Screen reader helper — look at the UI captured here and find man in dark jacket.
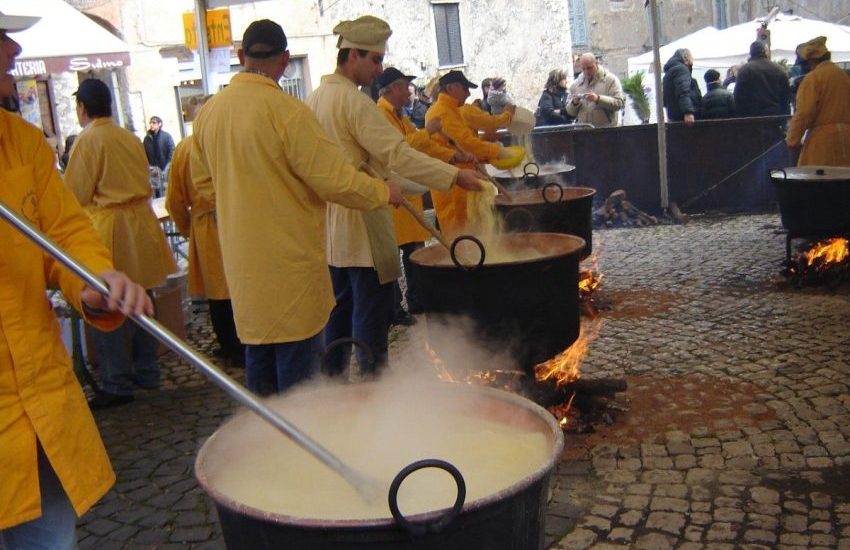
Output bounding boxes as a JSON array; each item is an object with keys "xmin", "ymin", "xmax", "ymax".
[
  {"xmin": 699, "ymin": 69, "xmax": 735, "ymax": 119},
  {"xmin": 734, "ymin": 41, "xmax": 791, "ymax": 117},
  {"xmin": 143, "ymin": 116, "xmax": 175, "ymax": 171},
  {"xmin": 662, "ymin": 49, "xmax": 701, "ymax": 126}
]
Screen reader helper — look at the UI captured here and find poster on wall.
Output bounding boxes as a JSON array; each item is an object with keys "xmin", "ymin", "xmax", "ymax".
[{"xmin": 16, "ymin": 79, "xmax": 42, "ymax": 129}]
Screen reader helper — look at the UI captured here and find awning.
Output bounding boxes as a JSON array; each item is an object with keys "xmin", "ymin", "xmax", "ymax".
[{"xmin": 1, "ymin": 0, "xmax": 131, "ymax": 77}]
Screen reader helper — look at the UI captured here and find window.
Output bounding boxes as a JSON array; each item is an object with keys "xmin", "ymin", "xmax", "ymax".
[
  {"xmin": 569, "ymin": 0, "xmax": 588, "ymax": 48},
  {"xmin": 279, "ymin": 57, "xmax": 306, "ymax": 100},
  {"xmin": 713, "ymin": 0, "xmax": 728, "ymax": 29},
  {"xmin": 432, "ymin": 2, "xmax": 464, "ymax": 67},
  {"xmin": 644, "ymin": 1, "xmax": 667, "ymax": 45}
]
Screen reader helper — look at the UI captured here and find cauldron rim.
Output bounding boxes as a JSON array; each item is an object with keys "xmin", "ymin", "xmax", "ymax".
[
  {"xmin": 410, "ymin": 232, "xmax": 585, "ymax": 269},
  {"xmin": 770, "ymin": 166, "xmax": 850, "ymax": 182},
  {"xmin": 194, "ymin": 383, "xmax": 564, "ymax": 530},
  {"xmin": 495, "ymin": 186, "xmax": 596, "ymax": 206}
]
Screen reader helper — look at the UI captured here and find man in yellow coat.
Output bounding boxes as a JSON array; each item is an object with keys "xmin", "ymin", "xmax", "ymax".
[
  {"xmin": 64, "ymin": 78, "xmax": 177, "ymax": 408},
  {"xmin": 192, "ymin": 20, "xmax": 401, "ymax": 396},
  {"xmin": 427, "ymin": 70, "xmax": 514, "ymax": 235},
  {"xmin": 375, "ymin": 67, "xmax": 472, "ymax": 322},
  {"xmin": 0, "ymin": 12, "xmax": 153, "ymax": 545},
  {"xmin": 167, "ymin": 135, "xmax": 243, "ymax": 365},
  {"xmin": 786, "ymin": 36, "xmax": 850, "ymax": 167},
  {"xmin": 306, "ymin": 16, "xmax": 483, "ymax": 376}
]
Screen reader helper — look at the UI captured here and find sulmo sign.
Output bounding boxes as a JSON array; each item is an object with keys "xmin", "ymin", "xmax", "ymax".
[{"xmin": 12, "ymin": 53, "xmax": 131, "ymax": 77}]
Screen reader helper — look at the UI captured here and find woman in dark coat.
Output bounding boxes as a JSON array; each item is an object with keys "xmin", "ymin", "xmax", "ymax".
[{"xmin": 536, "ymin": 69, "xmax": 574, "ymax": 126}]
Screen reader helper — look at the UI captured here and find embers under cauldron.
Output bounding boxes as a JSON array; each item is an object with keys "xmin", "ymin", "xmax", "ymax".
[
  {"xmin": 495, "ymin": 183, "xmax": 596, "ymax": 258},
  {"xmin": 770, "ymin": 166, "xmax": 850, "ymax": 263},
  {"xmin": 410, "ymin": 233, "xmax": 585, "ymax": 376}
]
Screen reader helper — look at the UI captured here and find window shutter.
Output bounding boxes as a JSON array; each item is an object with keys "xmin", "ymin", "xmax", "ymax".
[
  {"xmin": 433, "ymin": 3, "xmax": 464, "ymax": 66},
  {"xmin": 569, "ymin": 0, "xmax": 588, "ymax": 48}
]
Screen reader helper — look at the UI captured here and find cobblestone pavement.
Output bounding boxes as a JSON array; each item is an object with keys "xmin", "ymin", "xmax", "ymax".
[{"xmin": 71, "ymin": 213, "xmax": 849, "ymax": 549}]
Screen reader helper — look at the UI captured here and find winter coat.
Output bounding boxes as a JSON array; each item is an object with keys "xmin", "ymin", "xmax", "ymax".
[
  {"xmin": 734, "ymin": 57, "xmax": 791, "ymax": 117},
  {"xmin": 786, "ymin": 60, "xmax": 850, "ymax": 167},
  {"xmin": 662, "ymin": 51, "xmax": 702, "ymax": 121},
  {"xmin": 565, "ymin": 66, "xmax": 625, "ymax": 127},
  {"xmin": 699, "ymin": 82, "xmax": 736, "ymax": 119},
  {"xmin": 143, "ymin": 129, "xmax": 175, "ymax": 171},
  {"xmin": 536, "ymin": 87, "xmax": 574, "ymax": 126}
]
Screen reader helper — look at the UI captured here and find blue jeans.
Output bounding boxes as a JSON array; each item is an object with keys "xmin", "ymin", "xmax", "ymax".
[
  {"xmin": 323, "ymin": 266, "xmax": 393, "ymax": 377},
  {"xmin": 0, "ymin": 445, "xmax": 78, "ymax": 550},
  {"xmin": 92, "ymin": 318, "xmax": 159, "ymax": 395},
  {"xmin": 245, "ymin": 333, "xmax": 322, "ymax": 396}
]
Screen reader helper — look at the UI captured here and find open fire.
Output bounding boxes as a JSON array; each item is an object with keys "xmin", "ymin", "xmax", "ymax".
[{"xmin": 783, "ymin": 237, "xmax": 850, "ymax": 286}]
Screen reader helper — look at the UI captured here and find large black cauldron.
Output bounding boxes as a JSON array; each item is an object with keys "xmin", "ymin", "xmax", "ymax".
[
  {"xmin": 410, "ymin": 233, "xmax": 585, "ymax": 373},
  {"xmin": 770, "ymin": 166, "xmax": 850, "ymax": 261},
  {"xmin": 495, "ymin": 184, "xmax": 596, "ymax": 259},
  {"xmin": 195, "ymin": 384, "xmax": 564, "ymax": 550}
]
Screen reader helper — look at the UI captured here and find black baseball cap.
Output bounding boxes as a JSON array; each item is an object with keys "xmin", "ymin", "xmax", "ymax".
[
  {"xmin": 438, "ymin": 70, "xmax": 478, "ymax": 89},
  {"xmin": 242, "ymin": 19, "xmax": 287, "ymax": 58},
  {"xmin": 376, "ymin": 67, "xmax": 415, "ymax": 89},
  {"xmin": 72, "ymin": 78, "xmax": 112, "ymax": 108}
]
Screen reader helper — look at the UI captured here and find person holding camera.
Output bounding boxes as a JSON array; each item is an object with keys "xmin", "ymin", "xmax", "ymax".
[{"xmin": 566, "ymin": 53, "xmax": 625, "ymax": 128}]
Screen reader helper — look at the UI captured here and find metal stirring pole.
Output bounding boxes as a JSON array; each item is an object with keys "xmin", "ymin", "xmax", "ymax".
[{"xmin": 0, "ymin": 198, "xmax": 382, "ymax": 503}]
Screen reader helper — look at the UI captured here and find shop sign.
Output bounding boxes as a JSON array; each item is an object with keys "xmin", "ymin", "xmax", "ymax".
[
  {"xmin": 183, "ymin": 8, "xmax": 232, "ymax": 50},
  {"xmin": 12, "ymin": 53, "xmax": 131, "ymax": 77}
]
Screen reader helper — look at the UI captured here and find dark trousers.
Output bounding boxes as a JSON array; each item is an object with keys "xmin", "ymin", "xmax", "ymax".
[
  {"xmin": 399, "ymin": 242, "xmax": 424, "ymax": 314},
  {"xmin": 245, "ymin": 333, "xmax": 322, "ymax": 396},
  {"xmin": 323, "ymin": 266, "xmax": 393, "ymax": 377},
  {"xmin": 208, "ymin": 299, "xmax": 243, "ymax": 359}
]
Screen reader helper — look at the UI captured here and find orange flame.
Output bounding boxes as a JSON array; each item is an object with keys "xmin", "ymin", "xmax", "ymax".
[
  {"xmin": 578, "ymin": 270, "xmax": 603, "ymax": 293},
  {"xmin": 534, "ymin": 320, "xmax": 603, "ymax": 387},
  {"xmin": 804, "ymin": 238, "xmax": 849, "ymax": 268}
]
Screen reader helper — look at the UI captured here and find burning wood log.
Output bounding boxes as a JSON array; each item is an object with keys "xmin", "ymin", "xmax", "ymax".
[
  {"xmin": 593, "ymin": 189, "xmax": 659, "ymax": 228},
  {"xmin": 524, "ymin": 377, "xmax": 628, "ymax": 409}
]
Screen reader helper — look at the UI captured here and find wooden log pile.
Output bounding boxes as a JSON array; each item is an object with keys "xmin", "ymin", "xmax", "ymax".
[{"xmin": 593, "ymin": 190, "xmax": 689, "ymax": 227}]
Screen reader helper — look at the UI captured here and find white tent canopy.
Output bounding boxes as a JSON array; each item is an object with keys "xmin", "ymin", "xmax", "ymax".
[
  {"xmin": 3, "ymin": 0, "xmax": 131, "ymax": 78},
  {"xmin": 624, "ymin": 14, "xmax": 850, "ymax": 124},
  {"xmin": 629, "ymin": 14, "xmax": 850, "ymax": 75}
]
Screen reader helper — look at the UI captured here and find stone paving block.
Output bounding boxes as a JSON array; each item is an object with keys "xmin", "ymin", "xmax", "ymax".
[
  {"xmin": 618, "ymin": 510, "xmax": 643, "ymax": 527},
  {"xmin": 810, "ymin": 492, "xmax": 833, "ymax": 508},
  {"xmin": 783, "ymin": 514, "xmax": 808, "ymax": 532},
  {"xmin": 607, "ymin": 527, "xmax": 633, "ymax": 543},
  {"xmin": 692, "ymin": 438, "xmax": 721, "ymax": 448},
  {"xmin": 706, "ymin": 522, "xmax": 738, "ymax": 542},
  {"xmin": 634, "ymin": 532, "xmax": 675, "ymax": 549},
  {"xmin": 559, "ymin": 527, "xmax": 598, "ymax": 549},
  {"xmin": 749, "ymin": 486, "xmax": 780, "ymax": 504},
  {"xmin": 779, "ymin": 453, "xmax": 807, "ymax": 468},
  {"xmin": 744, "ymin": 529, "xmax": 777, "ymax": 544},
  {"xmin": 580, "ymin": 515, "xmax": 611, "ymax": 533},
  {"xmin": 626, "ymin": 483, "xmax": 652, "ymax": 495},
  {"xmin": 780, "ymin": 533, "xmax": 812, "ymax": 545},
  {"xmin": 169, "ymin": 526, "xmax": 213, "ymax": 543},
  {"xmin": 650, "ymin": 497, "xmax": 689, "ymax": 513},
  {"xmin": 84, "ymin": 518, "xmax": 122, "ymax": 537},
  {"xmin": 645, "ymin": 511, "xmax": 686, "ymax": 535},
  {"xmin": 684, "ymin": 524, "xmax": 704, "ymax": 542},
  {"xmin": 623, "ymin": 495, "xmax": 650, "ymax": 510}
]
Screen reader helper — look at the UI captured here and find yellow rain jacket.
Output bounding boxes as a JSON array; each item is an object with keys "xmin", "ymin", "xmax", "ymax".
[
  {"xmin": 64, "ymin": 117, "xmax": 176, "ymax": 289},
  {"xmin": 426, "ymin": 94, "xmax": 501, "ymax": 236},
  {"xmin": 191, "ymin": 72, "xmax": 390, "ymax": 344},
  {"xmin": 786, "ymin": 61, "xmax": 850, "ymax": 167},
  {"xmin": 376, "ymin": 97, "xmax": 455, "ymax": 246},
  {"xmin": 166, "ymin": 137, "xmax": 228, "ymax": 299},
  {"xmin": 0, "ymin": 110, "xmax": 120, "ymax": 529},
  {"xmin": 460, "ymin": 103, "xmax": 513, "ymax": 134},
  {"xmin": 306, "ymin": 73, "xmax": 458, "ymax": 284}
]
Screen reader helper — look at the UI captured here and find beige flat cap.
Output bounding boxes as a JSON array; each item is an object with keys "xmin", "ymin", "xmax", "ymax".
[
  {"xmin": 796, "ymin": 36, "xmax": 828, "ymax": 61},
  {"xmin": 334, "ymin": 15, "xmax": 392, "ymax": 54}
]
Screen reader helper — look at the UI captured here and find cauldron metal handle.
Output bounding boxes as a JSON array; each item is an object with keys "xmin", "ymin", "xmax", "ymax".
[
  {"xmin": 523, "ymin": 162, "xmax": 540, "ymax": 177},
  {"xmin": 388, "ymin": 459, "xmax": 466, "ymax": 537},
  {"xmin": 542, "ymin": 182, "xmax": 565, "ymax": 203},
  {"xmin": 450, "ymin": 235, "xmax": 486, "ymax": 271},
  {"xmin": 319, "ymin": 337, "xmax": 375, "ymax": 375},
  {"xmin": 504, "ymin": 207, "xmax": 535, "ymax": 232},
  {"xmin": 769, "ymin": 168, "xmax": 787, "ymax": 181}
]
